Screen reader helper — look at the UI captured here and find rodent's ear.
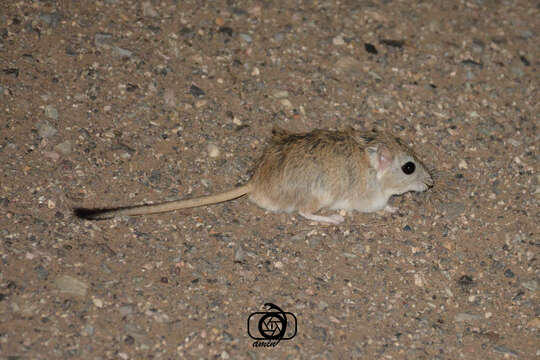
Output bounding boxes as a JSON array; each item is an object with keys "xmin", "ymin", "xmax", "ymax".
[
  {"xmin": 348, "ymin": 129, "xmax": 377, "ymax": 146},
  {"xmin": 366, "ymin": 144, "xmax": 393, "ymax": 172}
]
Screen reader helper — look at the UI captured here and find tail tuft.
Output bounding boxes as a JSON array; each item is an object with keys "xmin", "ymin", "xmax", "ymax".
[{"xmin": 74, "ymin": 207, "xmax": 113, "ymax": 220}]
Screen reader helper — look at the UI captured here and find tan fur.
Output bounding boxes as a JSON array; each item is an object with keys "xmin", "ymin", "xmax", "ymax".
[{"xmin": 249, "ymin": 128, "xmax": 369, "ymax": 214}]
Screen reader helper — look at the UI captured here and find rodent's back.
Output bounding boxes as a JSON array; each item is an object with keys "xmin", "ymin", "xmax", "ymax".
[{"xmin": 248, "ymin": 129, "xmax": 369, "ymax": 213}]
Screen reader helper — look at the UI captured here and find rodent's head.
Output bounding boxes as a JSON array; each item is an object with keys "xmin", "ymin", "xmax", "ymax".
[{"xmin": 366, "ymin": 137, "xmax": 433, "ymax": 196}]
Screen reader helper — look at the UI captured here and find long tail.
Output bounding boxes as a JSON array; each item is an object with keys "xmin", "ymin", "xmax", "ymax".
[{"xmin": 74, "ymin": 183, "xmax": 252, "ymax": 220}]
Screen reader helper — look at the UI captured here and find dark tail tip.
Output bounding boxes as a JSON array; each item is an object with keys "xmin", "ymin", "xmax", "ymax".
[{"xmin": 73, "ymin": 207, "xmax": 111, "ymax": 220}]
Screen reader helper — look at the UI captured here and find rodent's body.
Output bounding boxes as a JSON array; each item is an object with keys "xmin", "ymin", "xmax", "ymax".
[
  {"xmin": 250, "ymin": 129, "xmax": 388, "ymax": 214},
  {"xmin": 75, "ymin": 128, "xmax": 433, "ymax": 224}
]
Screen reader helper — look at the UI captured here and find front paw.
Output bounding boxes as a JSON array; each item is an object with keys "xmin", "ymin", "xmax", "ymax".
[{"xmin": 384, "ymin": 205, "xmax": 398, "ymax": 213}]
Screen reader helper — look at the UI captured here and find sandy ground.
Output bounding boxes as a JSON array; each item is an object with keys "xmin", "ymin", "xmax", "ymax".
[{"xmin": 1, "ymin": 0, "xmax": 538, "ymax": 358}]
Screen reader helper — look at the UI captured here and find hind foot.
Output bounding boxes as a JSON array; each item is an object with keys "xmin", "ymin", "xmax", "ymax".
[{"xmin": 299, "ymin": 212, "xmax": 344, "ymax": 224}]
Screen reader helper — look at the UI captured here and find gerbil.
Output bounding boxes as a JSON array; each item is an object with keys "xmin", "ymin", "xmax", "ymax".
[{"xmin": 74, "ymin": 128, "xmax": 433, "ymax": 224}]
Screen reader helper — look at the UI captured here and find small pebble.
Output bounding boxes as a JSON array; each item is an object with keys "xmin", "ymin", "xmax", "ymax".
[
  {"xmin": 519, "ymin": 30, "xmax": 533, "ymax": 39},
  {"xmin": 334, "ymin": 56, "xmax": 361, "ymax": 74},
  {"xmin": 454, "ymin": 312, "xmax": 481, "ymax": 322},
  {"xmin": 35, "ymin": 265, "xmax": 49, "ymax": 280},
  {"xmin": 507, "ymin": 138, "xmax": 521, "ymax": 147},
  {"xmin": 519, "ymin": 55, "xmax": 530, "ymax": 66},
  {"xmin": 332, "ymin": 34, "xmax": 345, "ymax": 46},
  {"xmin": 522, "ymin": 280, "xmax": 537, "ymax": 292},
  {"xmin": 82, "ymin": 324, "xmax": 95, "ymax": 336},
  {"xmin": 442, "ymin": 202, "xmax": 465, "ymax": 220},
  {"xmin": 92, "ymin": 297, "xmax": 104, "ymax": 308},
  {"xmin": 44, "ymin": 105, "xmax": 58, "ymax": 120},
  {"xmin": 190, "ymin": 84, "xmax": 205, "ymax": 97},
  {"xmin": 54, "ymin": 275, "xmax": 89, "ymax": 297},
  {"xmin": 504, "ymin": 269, "xmax": 514, "ymax": 278},
  {"xmin": 273, "ymin": 32, "xmax": 284, "ymax": 42},
  {"xmin": 280, "ymin": 99, "xmax": 293, "ymax": 109},
  {"xmin": 239, "ymin": 33, "xmax": 252, "ymax": 43},
  {"xmin": 368, "ymin": 71, "xmax": 382, "ymax": 81},
  {"xmin": 458, "ymin": 275, "xmax": 474, "ymax": 288},
  {"xmin": 124, "ymin": 335, "xmax": 135, "ymax": 345},
  {"xmin": 527, "ymin": 317, "xmax": 540, "ymax": 328},
  {"xmin": 149, "ymin": 170, "xmax": 161, "ymax": 184},
  {"xmin": 492, "ymin": 345, "xmax": 518, "ymax": 357},
  {"xmin": 195, "ymin": 100, "xmax": 207, "ymax": 108},
  {"xmin": 222, "ymin": 331, "xmax": 234, "ymax": 343},
  {"xmin": 39, "ymin": 12, "xmax": 61, "ymax": 27},
  {"xmin": 163, "ymin": 88, "xmax": 176, "ymax": 107},
  {"xmin": 380, "ymin": 39, "xmax": 405, "ymax": 48},
  {"xmin": 112, "ymin": 46, "xmax": 133, "ymax": 58},
  {"xmin": 37, "ymin": 121, "xmax": 57, "ymax": 138},
  {"xmin": 510, "ymin": 66, "xmax": 523, "ymax": 78},
  {"xmin": 142, "ymin": 1, "xmax": 159, "ymax": 17},
  {"xmin": 42, "ymin": 151, "xmax": 60, "ymax": 161},
  {"xmin": 47, "ymin": 199, "xmax": 55, "ymax": 209},
  {"xmin": 54, "ymin": 140, "xmax": 72, "ymax": 155},
  {"xmin": 364, "ymin": 43, "xmax": 378, "ymax": 54},
  {"xmin": 248, "ymin": 5, "xmax": 262, "ymax": 17},
  {"xmin": 218, "ymin": 26, "xmax": 233, "ymax": 37},
  {"xmin": 94, "ymin": 32, "xmax": 113, "ymax": 48},
  {"xmin": 206, "ymin": 144, "xmax": 220, "ymax": 158},
  {"xmin": 461, "ymin": 59, "xmax": 483, "ymax": 68},
  {"xmin": 119, "ymin": 304, "xmax": 135, "ymax": 316},
  {"xmin": 318, "ymin": 301, "xmax": 329, "ymax": 310},
  {"xmin": 126, "ymin": 83, "xmax": 138, "ymax": 92},
  {"xmin": 207, "ymin": 143, "xmax": 220, "ymax": 158},
  {"xmin": 215, "ymin": 17, "xmax": 225, "ymax": 27},
  {"xmin": 272, "ymin": 90, "xmax": 289, "ymax": 98},
  {"xmin": 234, "ymin": 247, "xmax": 245, "ymax": 262}
]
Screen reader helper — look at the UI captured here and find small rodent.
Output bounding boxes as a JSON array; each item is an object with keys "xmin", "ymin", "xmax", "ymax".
[{"xmin": 74, "ymin": 127, "xmax": 433, "ymax": 224}]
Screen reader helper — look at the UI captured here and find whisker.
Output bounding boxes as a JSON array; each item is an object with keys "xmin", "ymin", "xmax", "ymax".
[{"xmin": 423, "ymin": 168, "xmax": 460, "ymax": 204}]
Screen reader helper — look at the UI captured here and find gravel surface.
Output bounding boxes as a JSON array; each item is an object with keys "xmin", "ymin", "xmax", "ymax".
[{"xmin": 1, "ymin": 0, "xmax": 538, "ymax": 359}]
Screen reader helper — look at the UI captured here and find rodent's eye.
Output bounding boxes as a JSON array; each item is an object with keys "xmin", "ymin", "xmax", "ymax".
[{"xmin": 401, "ymin": 161, "xmax": 416, "ymax": 175}]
